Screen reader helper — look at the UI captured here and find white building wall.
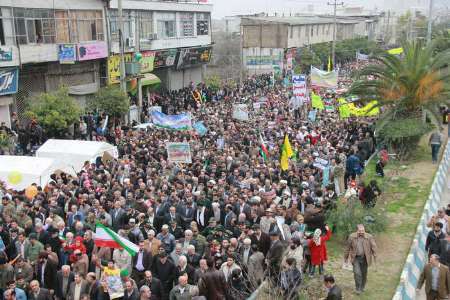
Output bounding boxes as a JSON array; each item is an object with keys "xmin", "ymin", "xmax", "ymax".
[
  {"xmin": 0, "ymin": 0, "xmax": 104, "ymax": 10},
  {"xmin": 287, "ymin": 23, "xmax": 334, "ymax": 48}
]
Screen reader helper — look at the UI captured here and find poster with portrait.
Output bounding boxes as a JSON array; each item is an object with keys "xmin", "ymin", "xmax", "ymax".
[
  {"xmin": 232, "ymin": 104, "xmax": 249, "ymax": 121},
  {"xmin": 166, "ymin": 143, "xmax": 192, "ymax": 163}
]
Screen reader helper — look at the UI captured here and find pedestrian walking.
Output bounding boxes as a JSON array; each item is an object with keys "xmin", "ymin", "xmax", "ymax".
[
  {"xmin": 429, "ymin": 130, "xmax": 443, "ymax": 164},
  {"xmin": 417, "ymin": 254, "xmax": 450, "ymax": 300},
  {"xmin": 344, "ymin": 224, "xmax": 377, "ymax": 294}
]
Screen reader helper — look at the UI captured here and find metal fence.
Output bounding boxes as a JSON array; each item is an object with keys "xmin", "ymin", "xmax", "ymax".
[{"xmin": 392, "ymin": 141, "xmax": 450, "ymax": 300}]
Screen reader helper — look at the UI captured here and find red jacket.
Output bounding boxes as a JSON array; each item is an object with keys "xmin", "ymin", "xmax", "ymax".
[{"xmin": 308, "ymin": 227, "xmax": 332, "ymax": 265}]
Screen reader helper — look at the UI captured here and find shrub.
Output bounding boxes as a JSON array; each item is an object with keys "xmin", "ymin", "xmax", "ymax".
[{"xmin": 326, "ymin": 197, "xmax": 388, "ymax": 240}]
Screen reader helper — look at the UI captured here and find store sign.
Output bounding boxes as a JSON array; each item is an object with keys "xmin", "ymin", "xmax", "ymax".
[
  {"xmin": 0, "ymin": 47, "xmax": 12, "ymax": 61},
  {"xmin": 176, "ymin": 47, "xmax": 212, "ymax": 69},
  {"xmin": 154, "ymin": 49, "xmax": 178, "ymax": 68},
  {"xmin": 77, "ymin": 41, "xmax": 107, "ymax": 61},
  {"xmin": 58, "ymin": 44, "xmax": 76, "ymax": 64},
  {"xmin": 0, "ymin": 68, "xmax": 19, "ymax": 96},
  {"xmin": 140, "ymin": 51, "xmax": 155, "ymax": 73},
  {"xmin": 107, "ymin": 51, "xmax": 155, "ymax": 84}
]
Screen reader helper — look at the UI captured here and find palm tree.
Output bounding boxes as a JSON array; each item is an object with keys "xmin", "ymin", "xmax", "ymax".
[{"xmin": 349, "ymin": 41, "xmax": 450, "ymax": 158}]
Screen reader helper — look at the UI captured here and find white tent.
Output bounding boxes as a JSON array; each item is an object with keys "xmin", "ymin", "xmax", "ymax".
[
  {"xmin": 0, "ymin": 156, "xmax": 55, "ymax": 190},
  {"xmin": 36, "ymin": 139, "xmax": 118, "ymax": 175}
]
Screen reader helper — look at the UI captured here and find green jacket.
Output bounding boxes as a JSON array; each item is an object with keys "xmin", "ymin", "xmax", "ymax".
[{"xmin": 24, "ymin": 240, "xmax": 44, "ymax": 262}]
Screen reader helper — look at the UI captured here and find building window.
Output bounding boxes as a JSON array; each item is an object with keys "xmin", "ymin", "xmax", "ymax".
[
  {"xmin": 13, "ymin": 8, "xmax": 55, "ymax": 44},
  {"xmin": 289, "ymin": 26, "xmax": 293, "ymax": 38},
  {"xmin": 70, "ymin": 10, "xmax": 103, "ymax": 43},
  {"xmin": 157, "ymin": 12, "xmax": 176, "ymax": 39},
  {"xmin": 311, "ymin": 26, "xmax": 314, "ymax": 37},
  {"xmin": 139, "ymin": 11, "xmax": 153, "ymax": 40},
  {"xmin": 0, "ymin": 8, "xmax": 14, "ymax": 45},
  {"xmin": 109, "ymin": 10, "xmax": 134, "ymax": 42},
  {"xmin": 180, "ymin": 13, "xmax": 194, "ymax": 37},
  {"xmin": 196, "ymin": 13, "xmax": 209, "ymax": 35}
]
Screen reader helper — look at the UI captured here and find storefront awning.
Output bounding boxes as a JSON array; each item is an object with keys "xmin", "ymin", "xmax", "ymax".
[{"xmin": 141, "ymin": 74, "xmax": 161, "ymax": 86}]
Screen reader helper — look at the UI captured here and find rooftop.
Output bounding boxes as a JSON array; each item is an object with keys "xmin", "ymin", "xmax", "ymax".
[{"xmin": 241, "ymin": 15, "xmax": 366, "ymax": 26}]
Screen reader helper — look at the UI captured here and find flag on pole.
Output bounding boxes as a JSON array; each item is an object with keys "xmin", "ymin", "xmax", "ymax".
[
  {"xmin": 94, "ymin": 223, "xmax": 139, "ymax": 256},
  {"xmin": 283, "ymin": 134, "xmax": 294, "ymax": 158},
  {"xmin": 259, "ymin": 134, "xmax": 269, "ymax": 162},
  {"xmin": 311, "ymin": 92, "xmax": 325, "ymax": 110},
  {"xmin": 280, "ymin": 144, "xmax": 289, "ymax": 171}
]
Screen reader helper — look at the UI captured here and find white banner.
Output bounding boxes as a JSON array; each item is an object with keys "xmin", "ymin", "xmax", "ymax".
[
  {"xmin": 310, "ymin": 66, "xmax": 338, "ymax": 88},
  {"xmin": 356, "ymin": 51, "xmax": 369, "ymax": 61},
  {"xmin": 232, "ymin": 104, "xmax": 249, "ymax": 121}
]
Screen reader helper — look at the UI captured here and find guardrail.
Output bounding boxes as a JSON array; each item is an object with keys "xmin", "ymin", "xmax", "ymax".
[{"xmin": 392, "ymin": 141, "xmax": 450, "ymax": 300}]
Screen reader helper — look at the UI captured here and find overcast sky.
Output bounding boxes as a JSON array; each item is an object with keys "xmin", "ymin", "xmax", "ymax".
[
  {"xmin": 209, "ymin": 0, "xmax": 447, "ymax": 19},
  {"xmin": 209, "ymin": 0, "xmax": 370, "ymax": 18}
]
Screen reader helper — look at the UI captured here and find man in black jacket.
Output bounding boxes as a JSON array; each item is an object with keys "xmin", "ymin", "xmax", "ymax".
[
  {"xmin": 266, "ymin": 231, "xmax": 285, "ymax": 285},
  {"xmin": 425, "ymin": 222, "xmax": 446, "ymax": 258},
  {"xmin": 324, "ymin": 275, "xmax": 342, "ymax": 300},
  {"xmin": 137, "ymin": 271, "xmax": 163, "ymax": 300},
  {"xmin": 152, "ymin": 252, "xmax": 176, "ymax": 299}
]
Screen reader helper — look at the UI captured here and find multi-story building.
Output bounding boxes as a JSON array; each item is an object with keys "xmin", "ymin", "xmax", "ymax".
[
  {"xmin": 241, "ymin": 14, "xmax": 382, "ymax": 74},
  {"xmin": 0, "ymin": 0, "xmax": 108, "ymax": 126},
  {"xmin": 106, "ymin": 0, "xmax": 212, "ymax": 103},
  {"xmin": 0, "ymin": 0, "xmax": 213, "ymax": 126}
]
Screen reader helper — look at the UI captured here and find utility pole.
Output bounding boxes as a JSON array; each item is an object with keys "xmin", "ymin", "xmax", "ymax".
[
  {"xmin": 426, "ymin": 0, "xmax": 434, "ymax": 44},
  {"xmin": 328, "ymin": 0, "xmax": 344, "ymax": 71},
  {"xmin": 118, "ymin": 0, "xmax": 126, "ymax": 93}
]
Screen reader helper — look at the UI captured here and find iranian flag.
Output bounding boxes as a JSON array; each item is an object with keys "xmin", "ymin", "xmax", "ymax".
[
  {"xmin": 94, "ymin": 223, "xmax": 139, "ymax": 256},
  {"xmin": 259, "ymin": 134, "xmax": 269, "ymax": 162}
]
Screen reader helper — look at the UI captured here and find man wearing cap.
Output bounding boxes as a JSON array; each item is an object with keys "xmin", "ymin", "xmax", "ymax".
[
  {"xmin": 128, "ymin": 218, "xmax": 144, "ymax": 245},
  {"xmin": 260, "ymin": 208, "xmax": 275, "ymax": 234}
]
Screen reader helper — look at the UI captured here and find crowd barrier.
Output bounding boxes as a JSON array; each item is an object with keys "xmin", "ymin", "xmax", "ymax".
[{"xmin": 392, "ymin": 141, "xmax": 450, "ymax": 300}]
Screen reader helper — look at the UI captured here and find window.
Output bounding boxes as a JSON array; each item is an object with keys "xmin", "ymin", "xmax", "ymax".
[
  {"xmin": 0, "ymin": 8, "xmax": 14, "ymax": 45},
  {"xmin": 311, "ymin": 26, "xmax": 314, "ymax": 37},
  {"xmin": 316, "ymin": 25, "xmax": 319, "ymax": 35},
  {"xmin": 13, "ymin": 8, "xmax": 55, "ymax": 44},
  {"xmin": 156, "ymin": 12, "xmax": 176, "ymax": 39},
  {"xmin": 289, "ymin": 26, "xmax": 293, "ymax": 38},
  {"xmin": 180, "ymin": 13, "xmax": 194, "ymax": 37},
  {"xmin": 109, "ymin": 10, "xmax": 133, "ymax": 42},
  {"xmin": 196, "ymin": 13, "xmax": 209, "ymax": 35},
  {"xmin": 139, "ymin": 11, "xmax": 153, "ymax": 40}
]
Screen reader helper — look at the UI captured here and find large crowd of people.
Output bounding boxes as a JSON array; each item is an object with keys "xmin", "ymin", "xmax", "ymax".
[{"xmin": 0, "ymin": 60, "xmax": 382, "ymax": 300}]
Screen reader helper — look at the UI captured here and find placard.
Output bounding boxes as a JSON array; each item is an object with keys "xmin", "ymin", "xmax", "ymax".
[
  {"xmin": 292, "ymin": 74, "xmax": 307, "ymax": 106},
  {"xmin": 193, "ymin": 121, "xmax": 208, "ymax": 136},
  {"xmin": 167, "ymin": 142, "xmax": 192, "ymax": 163},
  {"xmin": 232, "ymin": 104, "xmax": 249, "ymax": 121}
]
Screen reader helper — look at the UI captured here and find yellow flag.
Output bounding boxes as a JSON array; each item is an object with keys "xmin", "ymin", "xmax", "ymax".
[
  {"xmin": 283, "ymin": 134, "xmax": 293, "ymax": 158},
  {"xmin": 280, "ymin": 145, "xmax": 289, "ymax": 171}
]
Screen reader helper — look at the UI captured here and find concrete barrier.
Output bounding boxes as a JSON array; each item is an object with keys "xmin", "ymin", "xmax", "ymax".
[{"xmin": 392, "ymin": 141, "xmax": 450, "ymax": 300}]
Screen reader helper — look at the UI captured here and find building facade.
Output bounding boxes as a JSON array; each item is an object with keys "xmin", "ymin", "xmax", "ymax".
[
  {"xmin": 0, "ymin": 0, "xmax": 213, "ymax": 126},
  {"xmin": 0, "ymin": 0, "xmax": 108, "ymax": 126},
  {"xmin": 241, "ymin": 15, "xmax": 382, "ymax": 74}
]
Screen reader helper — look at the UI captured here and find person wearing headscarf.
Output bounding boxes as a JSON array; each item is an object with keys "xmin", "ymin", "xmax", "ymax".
[{"xmin": 307, "ymin": 225, "xmax": 331, "ymax": 277}]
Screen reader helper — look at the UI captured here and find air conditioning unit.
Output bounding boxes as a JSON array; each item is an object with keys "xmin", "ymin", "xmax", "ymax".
[
  {"xmin": 126, "ymin": 37, "xmax": 135, "ymax": 47},
  {"xmin": 148, "ymin": 33, "xmax": 158, "ymax": 40}
]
